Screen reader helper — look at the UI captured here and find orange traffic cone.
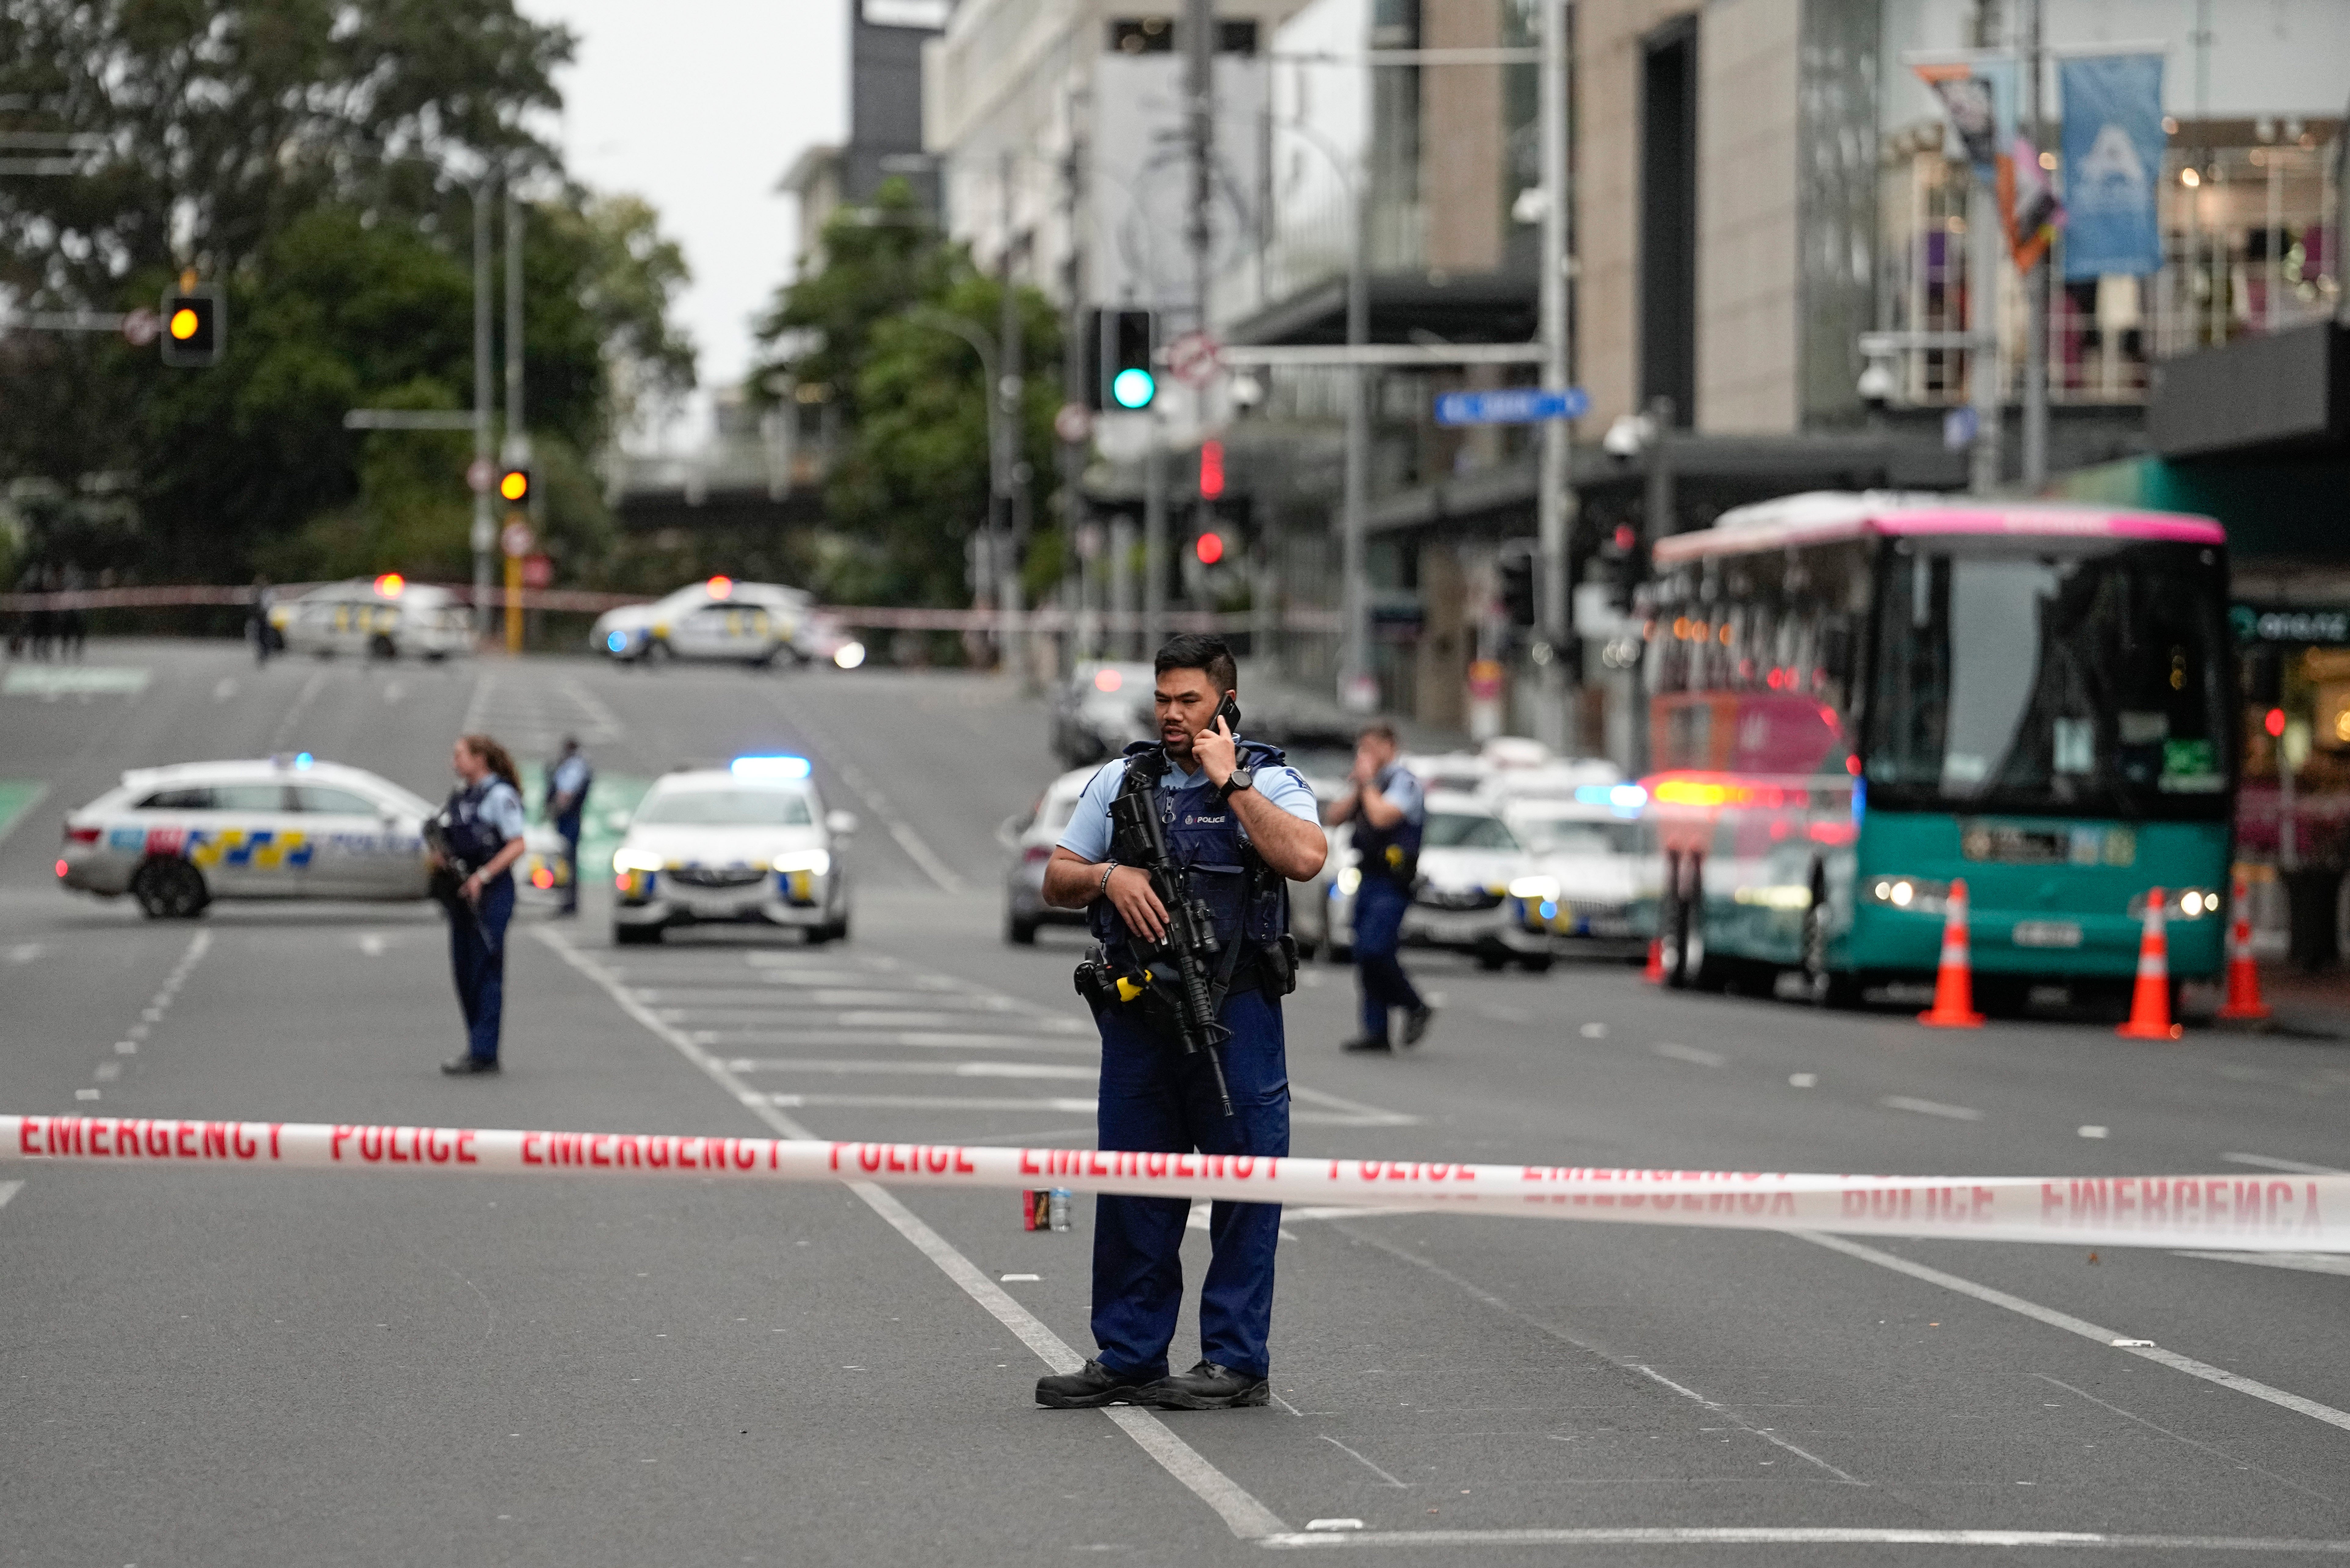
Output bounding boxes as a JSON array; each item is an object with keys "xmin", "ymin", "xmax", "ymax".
[
  {"xmin": 1642, "ymin": 937, "xmax": 1665, "ymax": 984},
  {"xmin": 1918, "ymin": 878, "xmax": 1985, "ymax": 1028},
  {"xmin": 2117, "ymin": 888, "xmax": 2184, "ymax": 1040},
  {"xmin": 2215, "ymin": 872, "xmax": 2270, "ymax": 1023}
]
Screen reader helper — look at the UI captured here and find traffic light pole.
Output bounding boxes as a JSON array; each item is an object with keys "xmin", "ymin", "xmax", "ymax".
[
  {"xmin": 471, "ymin": 177, "xmax": 495, "ymax": 650},
  {"xmin": 504, "ymin": 186, "xmax": 528, "ymax": 655}
]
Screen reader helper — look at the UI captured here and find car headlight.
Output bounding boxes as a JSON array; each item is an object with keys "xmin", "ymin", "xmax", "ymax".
[
  {"xmin": 2132, "ymin": 887, "xmax": 2218, "ymax": 920},
  {"xmin": 770, "ymin": 849, "xmax": 832, "ymax": 877},
  {"xmin": 1864, "ymin": 875, "xmax": 1950, "ymax": 914},
  {"xmin": 1508, "ymin": 875, "xmax": 1561, "ymax": 902},
  {"xmin": 612, "ymin": 848, "xmax": 665, "ymax": 874}
]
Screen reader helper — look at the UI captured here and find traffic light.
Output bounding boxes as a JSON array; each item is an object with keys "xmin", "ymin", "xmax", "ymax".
[
  {"xmin": 1498, "ymin": 545, "xmax": 1537, "ymax": 627},
  {"xmin": 1198, "ymin": 438, "xmax": 1225, "ymax": 499},
  {"xmin": 1088, "ymin": 308, "xmax": 1156, "ymax": 411},
  {"xmin": 159, "ymin": 284, "xmax": 223, "ymax": 367},
  {"xmin": 1193, "ymin": 529, "xmax": 1226, "ymax": 566},
  {"xmin": 496, "ymin": 465, "xmax": 532, "ymax": 506}
]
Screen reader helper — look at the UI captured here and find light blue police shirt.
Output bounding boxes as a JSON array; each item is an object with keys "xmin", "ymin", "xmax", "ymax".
[
  {"xmin": 475, "ymin": 779, "xmax": 528, "ymax": 842},
  {"xmin": 1056, "ymin": 750, "xmax": 1319, "ymax": 864}
]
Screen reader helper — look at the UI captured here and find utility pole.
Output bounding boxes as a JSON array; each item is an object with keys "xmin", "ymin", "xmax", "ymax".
[
  {"xmin": 471, "ymin": 177, "xmax": 495, "ymax": 648},
  {"xmin": 1337, "ymin": 139, "xmax": 1372, "ymax": 712},
  {"xmin": 998, "ymin": 152, "xmax": 1035, "ymax": 692},
  {"xmin": 1184, "ymin": 0, "xmax": 1214, "ymax": 336},
  {"xmin": 1060, "ymin": 86, "xmax": 1093, "ymax": 663},
  {"xmin": 2020, "ymin": 0, "xmax": 2049, "ymax": 488},
  {"xmin": 1143, "ymin": 429, "xmax": 1168, "ymax": 659},
  {"xmin": 1968, "ymin": 0, "xmax": 2004, "ymax": 495},
  {"xmin": 1534, "ymin": 0, "xmax": 1575, "ymax": 751}
]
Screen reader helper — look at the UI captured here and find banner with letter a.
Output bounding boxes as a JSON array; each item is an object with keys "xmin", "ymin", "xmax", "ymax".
[{"xmin": 2060, "ymin": 53, "xmax": 2166, "ymax": 279}]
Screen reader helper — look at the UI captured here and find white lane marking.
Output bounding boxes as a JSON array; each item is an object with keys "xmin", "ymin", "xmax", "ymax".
[
  {"xmin": 727, "ymin": 1059, "xmax": 1099, "ymax": 1081},
  {"xmin": 2031, "ymin": 1373, "xmax": 2335, "ymax": 1503},
  {"xmin": 1880, "ymin": 1095, "xmax": 1984, "ymax": 1122},
  {"xmin": 75, "ymin": 1089, "xmax": 99, "ymax": 1101},
  {"xmin": 1291, "ymin": 1085, "xmax": 1420, "ymax": 1127},
  {"xmin": 1578, "ymin": 1022, "xmax": 1607, "ymax": 1039},
  {"xmin": 2175, "ymin": 1251, "xmax": 2350, "ymax": 1278},
  {"xmin": 381, "ymin": 680, "xmax": 403, "ymax": 704},
  {"xmin": 460, "ymin": 671, "xmax": 496, "ymax": 735},
  {"xmin": 113, "ymin": 1042, "xmax": 135, "ymax": 1055},
  {"xmin": 1318, "ymin": 1434, "xmax": 1410, "ymax": 1489},
  {"xmin": 821, "ymin": 750, "xmax": 966, "ymax": 894},
  {"xmin": 1633, "ymin": 1364, "xmax": 1865, "ymax": 1485},
  {"xmin": 2077, "ymin": 1125, "xmax": 2109, "ymax": 1139},
  {"xmin": 1257, "ymin": 1528, "xmax": 2350, "ymax": 1550},
  {"xmin": 1337, "ymin": 1224, "xmax": 1863, "ymax": 1487},
  {"xmin": 1000, "ymin": 1273, "xmax": 1041, "ymax": 1283},
  {"xmin": 832, "ymin": 1009, "xmax": 1087, "ymax": 1030},
  {"xmin": 558, "ymin": 677, "xmax": 624, "ymax": 741},
  {"xmin": 0, "ymin": 784, "xmax": 50, "ymax": 851},
  {"xmin": 0, "ymin": 1180, "xmax": 21, "ymax": 1209},
  {"xmin": 7, "ymin": 943, "xmax": 41, "ymax": 964},
  {"xmin": 688, "ymin": 1029, "xmax": 1097, "ymax": 1055},
  {"xmin": 1795, "ymin": 1231, "xmax": 2350, "ymax": 1438},
  {"xmin": 758, "ymin": 1093, "xmax": 1102, "ymax": 1114},
  {"xmin": 212, "ymin": 677, "xmax": 237, "ymax": 702},
  {"xmin": 1788, "ymin": 1073, "xmax": 1818, "ymax": 1088},
  {"xmin": 1652, "ymin": 1042, "xmax": 1725, "ymax": 1067},
  {"xmin": 538, "ymin": 926, "xmax": 1286, "ymax": 1539},
  {"xmin": 1304, "ymin": 1519, "xmax": 1366, "ymax": 1531},
  {"xmin": 92, "ymin": 1063, "xmax": 120, "ymax": 1082},
  {"xmin": 267, "ymin": 669, "xmax": 329, "ymax": 752},
  {"xmin": 2225, "ymin": 1152, "xmax": 2347, "ymax": 1175},
  {"xmin": 358, "ymin": 934, "xmax": 387, "ymax": 957}
]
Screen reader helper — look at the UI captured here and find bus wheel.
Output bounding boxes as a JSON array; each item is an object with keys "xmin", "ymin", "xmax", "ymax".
[{"xmin": 1800, "ymin": 877, "xmax": 1858, "ymax": 1007}]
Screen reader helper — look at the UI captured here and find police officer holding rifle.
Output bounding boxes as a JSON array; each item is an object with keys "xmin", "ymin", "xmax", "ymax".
[{"xmin": 1036, "ymin": 635, "xmax": 1326, "ymax": 1411}]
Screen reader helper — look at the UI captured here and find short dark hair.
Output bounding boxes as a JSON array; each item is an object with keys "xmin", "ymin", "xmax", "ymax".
[
  {"xmin": 1154, "ymin": 633, "xmax": 1237, "ymax": 693},
  {"xmin": 1358, "ymin": 721, "xmax": 1399, "ymax": 746}
]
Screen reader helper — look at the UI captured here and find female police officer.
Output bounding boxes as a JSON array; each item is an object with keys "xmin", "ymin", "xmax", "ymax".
[
  {"xmin": 1033, "ymin": 635, "xmax": 1325, "ymax": 1411},
  {"xmin": 432, "ymin": 733, "xmax": 528, "ymax": 1076}
]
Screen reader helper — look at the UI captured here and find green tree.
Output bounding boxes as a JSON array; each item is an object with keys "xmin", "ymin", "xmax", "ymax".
[{"xmin": 753, "ymin": 179, "xmax": 1061, "ymax": 607}]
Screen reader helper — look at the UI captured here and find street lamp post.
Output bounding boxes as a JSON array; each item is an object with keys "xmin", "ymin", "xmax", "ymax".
[
  {"xmin": 471, "ymin": 177, "xmax": 495, "ymax": 646},
  {"xmin": 909, "ymin": 307, "xmax": 1010, "ymax": 660},
  {"xmin": 1534, "ymin": 0, "xmax": 1575, "ymax": 751}
]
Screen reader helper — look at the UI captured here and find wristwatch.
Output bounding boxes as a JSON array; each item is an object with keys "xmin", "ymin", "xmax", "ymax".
[{"xmin": 1219, "ymin": 766, "xmax": 1255, "ymax": 803}]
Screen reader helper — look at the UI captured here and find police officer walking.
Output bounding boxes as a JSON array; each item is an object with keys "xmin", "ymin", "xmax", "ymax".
[
  {"xmin": 544, "ymin": 735, "xmax": 593, "ymax": 917},
  {"xmin": 432, "ymin": 733, "xmax": 528, "ymax": 1076},
  {"xmin": 1326, "ymin": 722, "xmax": 1434, "ymax": 1052},
  {"xmin": 1034, "ymin": 635, "xmax": 1326, "ymax": 1411}
]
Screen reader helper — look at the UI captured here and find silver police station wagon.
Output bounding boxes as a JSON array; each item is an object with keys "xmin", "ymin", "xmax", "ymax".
[{"xmin": 57, "ymin": 756, "xmax": 438, "ymax": 917}]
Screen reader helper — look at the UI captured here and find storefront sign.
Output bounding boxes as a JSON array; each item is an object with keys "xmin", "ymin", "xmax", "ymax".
[{"xmin": 2232, "ymin": 604, "xmax": 2350, "ymax": 647}]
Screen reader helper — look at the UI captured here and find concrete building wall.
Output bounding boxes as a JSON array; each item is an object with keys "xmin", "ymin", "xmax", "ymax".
[
  {"xmin": 1421, "ymin": 0, "xmax": 1507, "ymax": 276},
  {"xmin": 1694, "ymin": 0, "xmax": 1801, "ymax": 433}
]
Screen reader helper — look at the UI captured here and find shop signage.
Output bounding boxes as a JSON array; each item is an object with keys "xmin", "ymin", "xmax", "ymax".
[{"xmin": 2231, "ymin": 604, "xmax": 2350, "ymax": 646}]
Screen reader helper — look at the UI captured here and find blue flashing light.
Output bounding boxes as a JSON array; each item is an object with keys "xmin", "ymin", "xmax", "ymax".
[
  {"xmin": 1539, "ymin": 900, "xmax": 1558, "ymax": 920},
  {"xmin": 294, "ymin": 752, "xmax": 314, "ymax": 770},
  {"xmin": 606, "ymin": 630, "xmax": 629, "ymax": 653},
  {"xmin": 1609, "ymin": 783, "xmax": 1647, "ymax": 810},
  {"xmin": 1111, "ymin": 367, "xmax": 1156, "ymax": 410},
  {"xmin": 731, "ymin": 755, "xmax": 811, "ymax": 780},
  {"xmin": 1571, "ymin": 785, "xmax": 1612, "ymax": 806},
  {"xmin": 1851, "ymin": 775, "xmax": 1866, "ymax": 825}
]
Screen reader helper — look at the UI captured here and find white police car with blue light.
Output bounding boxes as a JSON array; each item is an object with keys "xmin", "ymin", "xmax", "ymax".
[
  {"xmin": 56, "ymin": 754, "xmax": 437, "ymax": 917},
  {"xmin": 610, "ymin": 756, "xmax": 857, "ymax": 945}
]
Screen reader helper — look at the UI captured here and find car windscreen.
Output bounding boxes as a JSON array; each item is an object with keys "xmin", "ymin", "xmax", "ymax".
[
  {"xmin": 1513, "ymin": 818, "xmax": 1640, "ymax": 855},
  {"xmin": 1866, "ymin": 539, "xmax": 2233, "ymax": 819},
  {"xmin": 1423, "ymin": 812, "xmax": 1521, "ymax": 851},
  {"xmin": 631, "ymin": 787, "xmax": 814, "ymax": 827}
]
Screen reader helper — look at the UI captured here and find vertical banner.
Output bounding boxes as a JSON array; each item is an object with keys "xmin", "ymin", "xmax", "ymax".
[{"xmin": 2060, "ymin": 54, "xmax": 2167, "ymax": 279}]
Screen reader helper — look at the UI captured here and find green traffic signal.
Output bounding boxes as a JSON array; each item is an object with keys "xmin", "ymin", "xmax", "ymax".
[{"xmin": 1111, "ymin": 367, "xmax": 1156, "ymax": 409}]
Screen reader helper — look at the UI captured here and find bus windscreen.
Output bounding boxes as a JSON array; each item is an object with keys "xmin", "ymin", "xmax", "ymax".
[{"xmin": 1865, "ymin": 539, "xmax": 2233, "ymax": 818}]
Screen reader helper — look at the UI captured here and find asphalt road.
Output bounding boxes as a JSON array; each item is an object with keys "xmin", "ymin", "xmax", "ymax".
[{"xmin": 3, "ymin": 640, "xmax": 2348, "ymax": 1566}]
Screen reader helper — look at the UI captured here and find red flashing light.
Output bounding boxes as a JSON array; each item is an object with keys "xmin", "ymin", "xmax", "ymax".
[
  {"xmin": 1199, "ymin": 439, "xmax": 1225, "ymax": 500},
  {"xmin": 1845, "ymin": 754, "xmax": 1861, "ymax": 776},
  {"xmin": 2265, "ymin": 707, "xmax": 2287, "ymax": 738},
  {"xmin": 373, "ymin": 572, "xmax": 406, "ymax": 598},
  {"xmin": 1194, "ymin": 532, "xmax": 1226, "ymax": 566},
  {"xmin": 1094, "ymin": 667, "xmax": 1122, "ymax": 693},
  {"xmin": 531, "ymin": 867, "xmax": 556, "ymax": 890},
  {"xmin": 55, "ymin": 859, "xmax": 68, "ymax": 878},
  {"xmin": 1613, "ymin": 524, "xmax": 1636, "ymax": 552},
  {"xmin": 707, "ymin": 575, "xmax": 734, "ymax": 600}
]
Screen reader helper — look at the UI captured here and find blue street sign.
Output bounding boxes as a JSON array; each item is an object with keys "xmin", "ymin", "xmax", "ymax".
[{"xmin": 1433, "ymin": 387, "xmax": 1589, "ymax": 427}]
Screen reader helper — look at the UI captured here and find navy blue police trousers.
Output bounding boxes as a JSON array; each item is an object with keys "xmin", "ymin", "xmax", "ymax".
[
  {"xmin": 1352, "ymin": 874, "xmax": 1424, "ymax": 1040},
  {"xmin": 449, "ymin": 874, "xmax": 515, "ymax": 1063},
  {"xmin": 1090, "ymin": 986, "xmax": 1290, "ymax": 1382}
]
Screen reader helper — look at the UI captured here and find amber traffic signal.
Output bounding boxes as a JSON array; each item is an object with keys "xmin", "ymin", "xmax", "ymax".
[
  {"xmin": 159, "ymin": 285, "xmax": 223, "ymax": 367},
  {"xmin": 497, "ymin": 466, "xmax": 532, "ymax": 506}
]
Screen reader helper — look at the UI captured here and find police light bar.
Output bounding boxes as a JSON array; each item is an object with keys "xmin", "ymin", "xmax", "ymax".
[
  {"xmin": 731, "ymin": 755, "xmax": 811, "ymax": 780},
  {"xmin": 1572, "ymin": 783, "xmax": 1648, "ymax": 813}
]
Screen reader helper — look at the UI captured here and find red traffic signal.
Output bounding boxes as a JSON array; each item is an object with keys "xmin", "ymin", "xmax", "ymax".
[
  {"xmin": 1193, "ymin": 532, "xmax": 1226, "ymax": 566},
  {"xmin": 1198, "ymin": 439, "xmax": 1225, "ymax": 499}
]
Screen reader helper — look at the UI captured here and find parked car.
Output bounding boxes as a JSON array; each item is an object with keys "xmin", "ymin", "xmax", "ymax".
[
  {"xmin": 1050, "ymin": 662, "xmax": 1154, "ymax": 766},
  {"xmin": 593, "ymin": 578, "xmax": 824, "ymax": 668},
  {"xmin": 999, "ymin": 765, "xmax": 1103, "ymax": 944},
  {"xmin": 271, "ymin": 577, "xmax": 473, "ymax": 661}
]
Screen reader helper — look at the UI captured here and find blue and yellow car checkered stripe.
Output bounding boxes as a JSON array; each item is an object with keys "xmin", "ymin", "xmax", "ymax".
[{"xmin": 187, "ymin": 829, "xmax": 313, "ymax": 871}]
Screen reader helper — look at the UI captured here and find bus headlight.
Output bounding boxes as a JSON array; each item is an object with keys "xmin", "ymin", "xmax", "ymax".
[
  {"xmin": 2133, "ymin": 887, "xmax": 2218, "ymax": 920},
  {"xmin": 1864, "ymin": 875, "xmax": 1950, "ymax": 914}
]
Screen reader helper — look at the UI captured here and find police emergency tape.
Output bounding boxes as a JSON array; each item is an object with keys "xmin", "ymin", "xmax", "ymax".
[{"xmin": 5, "ymin": 1113, "xmax": 2344, "ymax": 1253}]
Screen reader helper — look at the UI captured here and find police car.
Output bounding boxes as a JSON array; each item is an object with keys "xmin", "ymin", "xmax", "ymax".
[
  {"xmin": 56, "ymin": 756, "xmax": 437, "ymax": 917},
  {"xmin": 609, "ymin": 757, "xmax": 857, "ymax": 945},
  {"xmin": 593, "ymin": 577, "xmax": 854, "ymax": 669},
  {"xmin": 271, "ymin": 575, "xmax": 475, "ymax": 660}
]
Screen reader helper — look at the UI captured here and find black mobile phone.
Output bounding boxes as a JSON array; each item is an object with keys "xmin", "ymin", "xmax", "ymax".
[{"xmin": 1215, "ymin": 692, "xmax": 1241, "ymax": 734}]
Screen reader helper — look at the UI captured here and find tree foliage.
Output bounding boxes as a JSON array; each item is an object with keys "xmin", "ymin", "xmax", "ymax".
[
  {"xmin": 755, "ymin": 179, "xmax": 1061, "ymax": 608},
  {"xmin": 0, "ymin": 0, "xmax": 693, "ymax": 586}
]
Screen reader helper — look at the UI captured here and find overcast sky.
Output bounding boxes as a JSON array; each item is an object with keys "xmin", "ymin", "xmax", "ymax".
[{"xmin": 518, "ymin": 0, "xmax": 849, "ymax": 449}]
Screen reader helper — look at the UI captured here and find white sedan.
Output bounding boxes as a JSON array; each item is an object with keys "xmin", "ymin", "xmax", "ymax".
[
  {"xmin": 594, "ymin": 578, "xmax": 857, "ymax": 669},
  {"xmin": 271, "ymin": 576, "xmax": 474, "ymax": 660},
  {"xmin": 610, "ymin": 758, "xmax": 857, "ymax": 945},
  {"xmin": 57, "ymin": 757, "xmax": 437, "ymax": 917}
]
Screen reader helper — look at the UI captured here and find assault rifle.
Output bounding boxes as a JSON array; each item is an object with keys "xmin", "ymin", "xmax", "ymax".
[{"xmin": 1107, "ymin": 785, "xmax": 1236, "ymax": 1118}]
